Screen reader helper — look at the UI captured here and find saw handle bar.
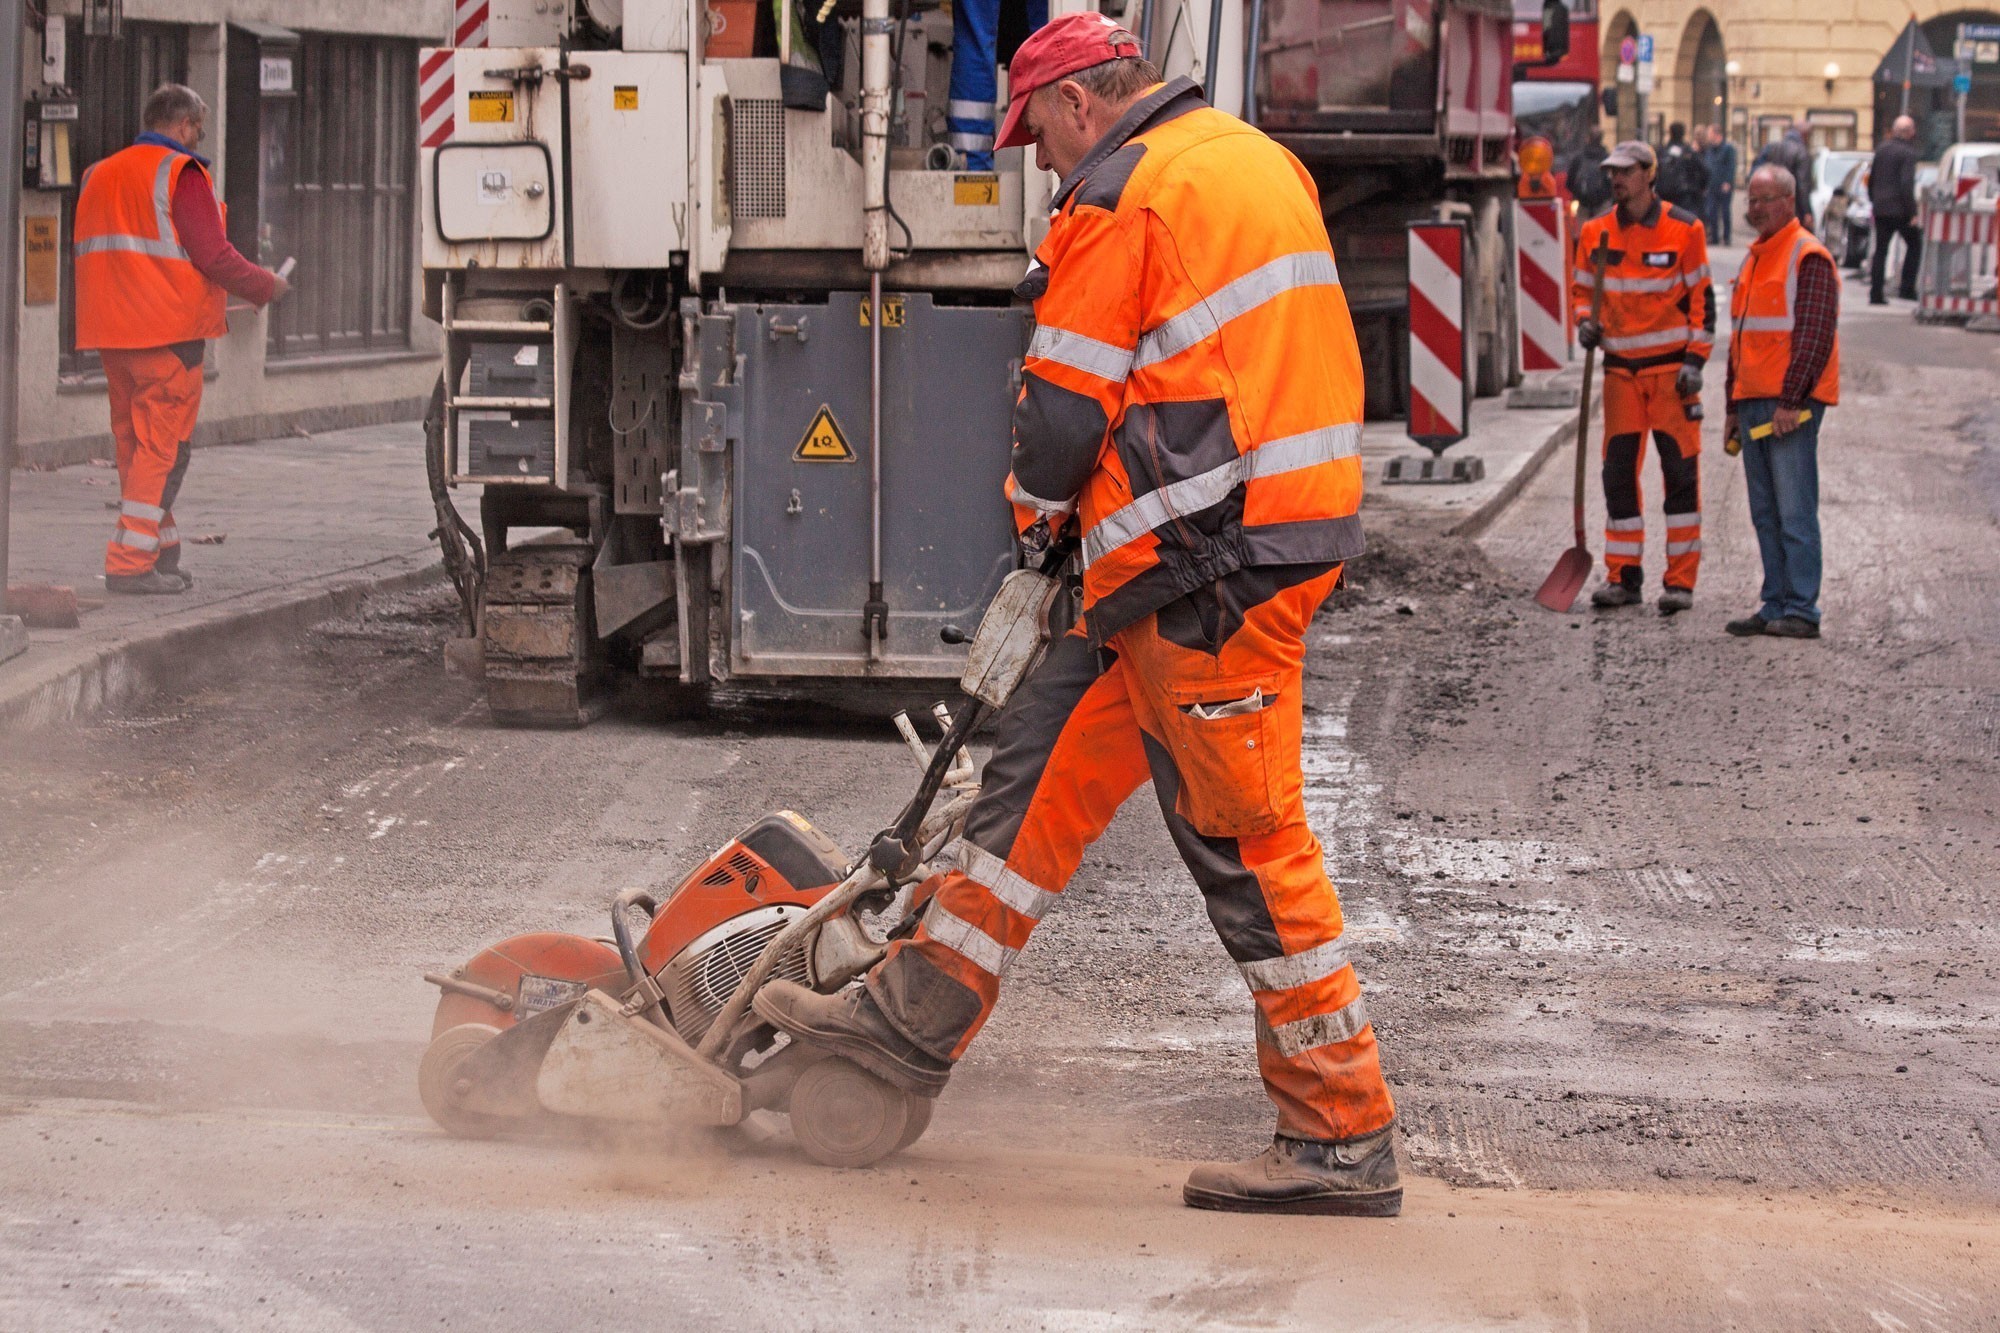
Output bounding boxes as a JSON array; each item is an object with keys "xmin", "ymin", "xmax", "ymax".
[
  {"xmin": 610, "ymin": 887, "xmax": 667, "ymax": 1025},
  {"xmin": 866, "ymin": 531, "xmax": 1079, "ymax": 882}
]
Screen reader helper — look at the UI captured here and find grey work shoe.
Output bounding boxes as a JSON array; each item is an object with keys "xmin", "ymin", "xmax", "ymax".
[
  {"xmin": 1182, "ymin": 1128, "xmax": 1403, "ymax": 1217},
  {"xmin": 105, "ymin": 570, "xmax": 190, "ymax": 596},
  {"xmin": 1764, "ymin": 615, "xmax": 1820, "ymax": 639},
  {"xmin": 751, "ymin": 979, "xmax": 952, "ymax": 1096},
  {"xmin": 1657, "ymin": 587, "xmax": 1694, "ymax": 615},
  {"xmin": 1591, "ymin": 581, "xmax": 1642, "ymax": 608},
  {"xmin": 1725, "ymin": 614, "xmax": 1770, "ymax": 637}
]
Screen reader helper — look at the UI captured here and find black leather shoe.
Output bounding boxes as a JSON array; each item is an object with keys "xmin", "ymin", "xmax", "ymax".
[
  {"xmin": 1725, "ymin": 614, "xmax": 1769, "ymax": 637},
  {"xmin": 752, "ymin": 979, "xmax": 952, "ymax": 1096},
  {"xmin": 1657, "ymin": 588, "xmax": 1694, "ymax": 614},
  {"xmin": 1184, "ymin": 1129, "xmax": 1402, "ymax": 1217},
  {"xmin": 105, "ymin": 570, "xmax": 190, "ymax": 596},
  {"xmin": 1590, "ymin": 582, "xmax": 1642, "ymax": 608},
  {"xmin": 1764, "ymin": 615, "xmax": 1820, "ymax": 639}
]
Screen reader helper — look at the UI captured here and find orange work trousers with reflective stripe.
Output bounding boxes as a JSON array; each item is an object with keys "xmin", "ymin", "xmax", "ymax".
[
  {"xmin": 102, "ymin": 346, "xmax": 203, "ymax": 577},
  {"xmin": 865, "ymin": 566, "xmax": 1396, "ymax": 1144},
  {"xmin": 1600, "ymin": 368, "xmax": 1702, "ymax": 592}
]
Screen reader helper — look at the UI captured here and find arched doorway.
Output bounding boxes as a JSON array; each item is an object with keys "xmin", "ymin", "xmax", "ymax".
[
  {"xmin": 1677, "ymin": 10, "xmax": 1726, "ymax": 134},
  {"xmin": 1601, "ymin": 10, "xmax": 1639, "ymax": 142}
]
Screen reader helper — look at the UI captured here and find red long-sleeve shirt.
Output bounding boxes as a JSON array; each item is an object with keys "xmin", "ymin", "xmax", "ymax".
[{"xmin": 170, "ymin": 167, "xmax": 278, "ymax": 307}]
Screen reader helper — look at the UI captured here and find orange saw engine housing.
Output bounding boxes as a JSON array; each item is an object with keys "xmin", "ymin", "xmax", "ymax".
[{"xmin": 428, "ymin": 811, "xmax": 850, "ymax": 1042}]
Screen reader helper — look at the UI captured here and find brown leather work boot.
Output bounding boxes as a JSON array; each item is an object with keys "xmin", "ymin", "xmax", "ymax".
[
  {"xmin": 1183, "ymin": 1128, "xmax": 1402, "ymax": 1216},
  {"xmin": 751, "ymin": 979, "xmax": 952, "ymax": 1096}
]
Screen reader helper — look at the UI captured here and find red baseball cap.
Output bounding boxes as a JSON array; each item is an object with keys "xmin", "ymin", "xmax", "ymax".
[{"xmin": 994, "ymin": 12, "xmax": 1147, "ymax": 151}]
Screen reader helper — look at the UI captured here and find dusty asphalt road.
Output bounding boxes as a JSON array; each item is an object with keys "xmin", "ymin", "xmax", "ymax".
[{"xmin": 2, "ymin": 283, "xmax": 1997, "ymax": 1330}]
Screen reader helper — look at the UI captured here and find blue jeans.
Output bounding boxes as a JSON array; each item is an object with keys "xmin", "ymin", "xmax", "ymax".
[{"xmin": 1736, "ymin": 398, "xmax": 1823, "ymax": 624}]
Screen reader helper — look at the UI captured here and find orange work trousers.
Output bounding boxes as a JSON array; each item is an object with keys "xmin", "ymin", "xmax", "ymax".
[
  {"xmin": 866, "ymin": 565, "xmax": 1397, "ymax": 1144},
  {"xmin": 102, "ymin": 345, "xmax": 204, "ymax": 577},
  {"xmin": 1600, "ymin": 368, "xmax": 1702, "ymax": 592}
]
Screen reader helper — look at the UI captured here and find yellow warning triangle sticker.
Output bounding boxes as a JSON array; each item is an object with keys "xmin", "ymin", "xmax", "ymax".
[{"xmin": 793, "ymin": 405, "xmax": 855, "ymax": 462}]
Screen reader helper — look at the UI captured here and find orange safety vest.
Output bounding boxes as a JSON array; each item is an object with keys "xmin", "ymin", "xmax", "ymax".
[
  {"xmin": 1728, "ymin": 218, "xmax": 1840, "ymax": 406},
  {"xmin": 1569, "ymin": 199, "xmax": 1715, "ymax": 373},
  {"xmin": 73, "ymin": 143, "xmax": 228, "ymax": 351},
  {"xmin": 1006, "ymin": 78, "xmax": 1365, "ymax": 646}
]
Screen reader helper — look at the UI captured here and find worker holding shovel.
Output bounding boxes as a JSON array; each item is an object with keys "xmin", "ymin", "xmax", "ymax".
[{"xmin": 1569, "ymin": 141, "xmax": 1715, "ymax": 614}]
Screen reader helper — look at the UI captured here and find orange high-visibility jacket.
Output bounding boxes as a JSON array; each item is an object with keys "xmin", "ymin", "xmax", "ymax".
[
  {"xmin": 1728, "ymin": 218, "xmax": 1840, "ymax": 406},
  {"xmin": 1570, "ymin": 200, "xmax": 1715, "ymax": 373},
  {"xmin": 73, "ymin": 143, "xmax": 228, "ymax": 351},
  {"xmin": 1005, "ymin": 78, "xmax": 1365, "ymax": 646}
]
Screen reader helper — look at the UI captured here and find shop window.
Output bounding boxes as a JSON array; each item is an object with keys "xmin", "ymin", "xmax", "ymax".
[
  {"xmin": 57, "ymin": 22, "xmax": 189, "ymax": 380},
  {"xmin": 262, "ymin": 35, "xmax": 417, "ymax": 360}
]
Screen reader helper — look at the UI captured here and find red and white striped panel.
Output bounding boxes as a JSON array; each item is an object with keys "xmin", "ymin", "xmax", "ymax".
[
  {"xmin": 1918, "ymin": 207, "xmax": 1999, "ymax": 317},
  {"xmin": 420, "ymin": 50, "xmax": 454, "ymax": 149},
  {"xmin": 455, "ymin": 0, "xmax": 491, "ymax": 48},
  {"xmin": 1408, "ymin": 222, "xmax": 1469, "ymax": 447},
  {"xmin": 1514, "ymin": 199, "xmax": 1568, "ymax": 372},
  {"xmin": 1924, "ymin": 207, "xmax": 1996, "ymax": 246}
]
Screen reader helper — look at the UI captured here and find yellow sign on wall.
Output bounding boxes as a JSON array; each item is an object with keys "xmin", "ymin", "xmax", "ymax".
[
  {"xmin": 794, "ymin": 405, "xmax": 855, "ymax": 462},
  {"xmin": 23, "ymin": 216, "xmax": 58, "ymax": 306},
  {"xmin": 468, "ymin": 90, "xmax": 515, "ymax": 123},
  {"xmin": 953, "ymin": 173, "xmax": 1000, "ymax": 206},
  {"xmin": 614, "ymin": 85, "xmax": 639, "ymax": 110}
]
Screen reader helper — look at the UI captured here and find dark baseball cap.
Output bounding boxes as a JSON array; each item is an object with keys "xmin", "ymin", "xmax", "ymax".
[{"xmin": 994, "ymin": 13, "xmax": 1147, "ymax": 151}]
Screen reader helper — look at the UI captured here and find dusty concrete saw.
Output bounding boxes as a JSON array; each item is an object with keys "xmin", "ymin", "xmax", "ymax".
[{"xmin": 418, "ymin": 540, "xmax": 1072, "ymax": 1168}]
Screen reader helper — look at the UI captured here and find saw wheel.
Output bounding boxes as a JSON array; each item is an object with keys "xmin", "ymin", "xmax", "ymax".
[
  {"xmin": 787, "ymin": 1056, "xmax": 911, "ymax": 1168},
  {"xmin": 418, "ymin": 1022, "xmax": 510, "ymax": 1139}
]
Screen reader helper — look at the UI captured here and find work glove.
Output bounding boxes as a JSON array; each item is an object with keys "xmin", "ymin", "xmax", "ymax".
[
  {"xmin": 1577, "ymin": 318, "xmax": 1602, "ymax": 351},
  {"xmin": 1675, "ymin": 362, "xmax": 1703, "ymax": 399}
]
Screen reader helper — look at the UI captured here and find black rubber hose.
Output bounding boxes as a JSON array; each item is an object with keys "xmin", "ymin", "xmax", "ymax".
[{"xmin": 423, "ymin": 375, "xmax": 486, "ymax": 635}]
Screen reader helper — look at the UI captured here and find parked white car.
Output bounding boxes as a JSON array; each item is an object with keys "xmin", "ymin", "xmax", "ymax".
[{"xmin": 1810, "ymin": 149, "xmax": 1872, "ymax": 229}]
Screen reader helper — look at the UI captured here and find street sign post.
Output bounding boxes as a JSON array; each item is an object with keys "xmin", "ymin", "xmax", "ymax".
[{"xmin": 0, "ymin": 0, "xmax": 27, "ymax": 666}]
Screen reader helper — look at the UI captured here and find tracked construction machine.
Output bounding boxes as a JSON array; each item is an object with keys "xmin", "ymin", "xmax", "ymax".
[{"xmin": 420, "ymin": 0, "xmax": 1518, "ymax": 726}]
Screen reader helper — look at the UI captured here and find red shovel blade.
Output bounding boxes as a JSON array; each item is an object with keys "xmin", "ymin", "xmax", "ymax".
[{"xmin": 1534, "ymin": 545, "xmax": 1592, "ymax": 613}]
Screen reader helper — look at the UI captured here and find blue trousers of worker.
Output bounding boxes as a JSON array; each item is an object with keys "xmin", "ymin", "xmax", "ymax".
[
  {"xmin": 949, "ymin": 0, "xmax": 1045, "ymax": 169},
  {"xmin": 1736, "ymin": 398, "xmax": 1824, "ymax": 625}
]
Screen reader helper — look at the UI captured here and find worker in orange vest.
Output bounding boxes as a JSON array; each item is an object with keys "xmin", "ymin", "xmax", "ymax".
[
  {"xmin": 1570, "ymin": 141, "xmax": 1715, "ymax": 615},
  {"xmin": 754, "ymin": 14, "xmax": 1400, "ymax": 1217},
  {"xmin": 1723, "ymin": 164, "xmax": 1840, "ymax": 640},
  {"xmin": 73, "ymin": 84, "xmax": 289, "ymax": 595}
]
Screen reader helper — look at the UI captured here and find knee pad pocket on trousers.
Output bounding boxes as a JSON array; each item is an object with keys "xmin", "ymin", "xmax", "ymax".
[
  {"xmin": 869, "ymin": 949, "xmax": 985, "ymax": 1058},
  {"xmin": 1157, "ymin": 676, "xmax": 1285, "ymax": 838},
  {"xmin": 1603, "ymin": 434, "xmax": 1643, "ymax": 515}
]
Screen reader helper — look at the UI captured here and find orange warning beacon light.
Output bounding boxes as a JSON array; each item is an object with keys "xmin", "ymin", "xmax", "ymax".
[{"xmin": 1518, "ymin": 135, "xmax": 1557, "ymax": 200}]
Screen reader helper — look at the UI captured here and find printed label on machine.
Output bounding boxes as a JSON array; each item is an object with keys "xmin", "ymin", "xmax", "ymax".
[
  {"xmin": 613, "ymin": 85, "xmax": 639, "ymax": 110},
  {"xmin": 953, "ymin": 173, "xmax": 1000, "ymax": 207},
  {"xmin": 478, "ymin": 169, "xmax": 512, "ymax": 205},
  {"xmin": 468, "ymin": 90, "xmax": 516, "ymax": 123},
  {"xmin": 794, "ymin": 406, "xmax": 856, "ymax": 462},
  {"xmin": 516, "ymin": 974, "xmax": 589, "ymax": 1016},
  {"xmin": 859, "ymin": 295, "xmax": 906, "ymax": 328}
]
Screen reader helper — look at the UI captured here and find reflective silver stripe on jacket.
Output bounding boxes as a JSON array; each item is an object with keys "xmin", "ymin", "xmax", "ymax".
[
  {"xmin": 1132, "ymin": 252, "xmax": 1341, "ymax": 370},
  {"xmin": 1239, "ymin": 934, "xmax": 1350, "ymax": 993},
  {"xmin": 1028, "ymin": 324, "xmax": 1136, "ymax": 384},
  {"xmin": 1257, "ymin": 993, "xmax": 1371, "ymax": 1058},
  {"xmin": 157, "ymin": 525, "xmax": 180, "ymax": 544},
  {"xmin": 922, "ymin": 900, "xmax": 1017, "ymax": 977},
  {"xmin": 1600, "ymin": 329, "xmax": 1692, "ymax": 353},
  {"xmin": 1571, "ymin": 262, "xmax": 1710, "ymax": 292},
  {"xmin": 121, "ymin": 499, "xmax": 166, "ymax": 522},
  {"xmin": 75, "ymin": 154, "xmax": 188, "ymax": 261},
  {"xmin": 1083, "ymin": 421, "xmax": 1361, "ymax": 566},
  {"xmin": 957, "ymin": 843, "xmax": 1061, "ymax": 922},
  {"xmin": 1008, "ymin": 476, "xmax": 1077, "ymax": 516},
  {"xmin": 112, "ymin": 528, "xmax": 161, "ymax": 551}
]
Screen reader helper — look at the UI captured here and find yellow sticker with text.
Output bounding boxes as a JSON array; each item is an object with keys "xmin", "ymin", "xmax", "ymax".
[
  {"xmin": 614, "ymin": 85, "xmax": 639, "ymax": 110},
  {"xmin": 954, "ymin": 173, "xmax": 999, "ymax": 206},
  {"xmin": 794, "ymin": 405, "xmax": 855, "ymax": 462},
  {"xmin": 859, "ymin": 295, "xmax": 906, "ymax": 328},
  {"xmin": 468, "ymin": 90, "xmax": 515, "ymax": 123}
]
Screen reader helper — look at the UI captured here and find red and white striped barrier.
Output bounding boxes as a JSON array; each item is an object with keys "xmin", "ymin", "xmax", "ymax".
[
  {"xmin": 454, "ymin": 0, "xmax": 490, "ymax": 49},
  {"xmin": 1513, "ymin": 199, "xmax": 1569, "ymax": 372},
  {"xmin": 420, "ymin": 50, "xmax": 454, "ymax": 149},
  {"xmin": 1916, "ymin": 204, "xmax": 1999, "ymax": 321},
  {"xmin": 1407, "ymin": 221, "xmax": 1470, "ymax": 448}
]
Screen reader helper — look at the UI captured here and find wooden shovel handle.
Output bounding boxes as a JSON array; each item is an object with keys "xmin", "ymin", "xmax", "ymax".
[{"xmin": 1571, "ymin": 243, "xmax": 1611, "ymax": 548}]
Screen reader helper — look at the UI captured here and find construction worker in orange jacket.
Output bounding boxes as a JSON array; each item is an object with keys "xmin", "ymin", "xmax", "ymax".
[
  {"xmin": 755, "ymin": 13, "xmax": 1400, "ymax": 1218},
  {"xmin": 1571, "ymin": 140, "xmax": 1715, "ymax": 614},
  {"xmin": 74, "ymin": 84, "xmax": 288, "ymax": 595}
]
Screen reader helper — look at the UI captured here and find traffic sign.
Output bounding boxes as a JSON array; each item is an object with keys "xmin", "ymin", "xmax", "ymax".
[
  {"xmin": 1619, "ymin": 36, "xmax": 1636, "ymax": 64},
  {"xmin": 1637, "ymin": 34, "xmax": 1654, "ymax": 63},
  {"xmin": 1955, "ymin": 71, "xmax": 1974, "ymax": 94}
]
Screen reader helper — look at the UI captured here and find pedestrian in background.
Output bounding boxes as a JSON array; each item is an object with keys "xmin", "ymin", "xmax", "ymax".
[
  {"xmin": 1569, "ymin": 128, "xmax": 1612, "ymax": 218},
  {"xmin": 72, "ymin": 84, "xmax": 289, "ymax": 596},
  {"xmin": 1753, "ymin": 120, "xmax": 1814, "ymax": 227},
  {"xmin": 1868, "ymin": 114, "xmax": 1923, "ymax": 305},
  {"xmin": 1725, "ymin": 165, "xmax": 1839, "ymax": 640},
  {"xmin": 1572, "ymin": 141, "xmax": 1715, "ymax": 615},
  {"xmin": 1702, "ymin": 125, "xmax": 1737, "ymax": 245},
  {"xmin": 1657, "ymin": 122, "xmax": 1711, "ymax": 217}
]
